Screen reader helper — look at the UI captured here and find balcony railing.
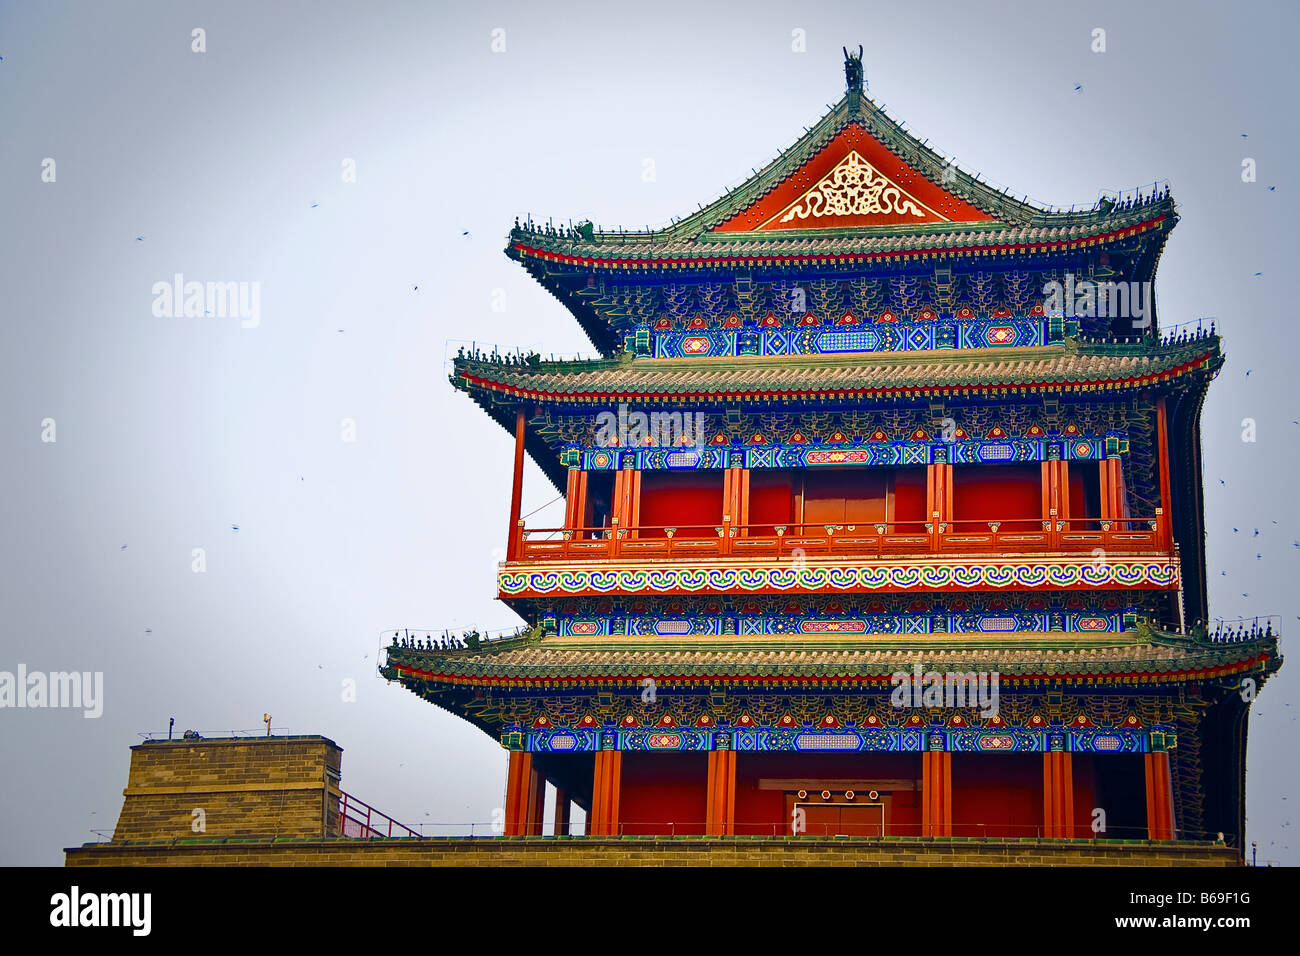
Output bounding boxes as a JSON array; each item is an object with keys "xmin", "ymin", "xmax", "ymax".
[{"xmin": 512, "ymin": 511, "xmax": 1168, "ymax": 563}]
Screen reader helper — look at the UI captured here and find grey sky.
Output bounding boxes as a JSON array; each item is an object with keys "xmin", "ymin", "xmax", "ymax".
[{"xmin": 1, "ymin": 0, "xmax": 1297, "ymax": 865}]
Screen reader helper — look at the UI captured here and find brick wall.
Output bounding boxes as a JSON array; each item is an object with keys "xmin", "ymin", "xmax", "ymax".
[
  {"xmin": 68, "ymin": 836, "xmax": 1239, "ymax": 867},
  {"xmin": 109, "ymin": 736, "xmax": 342, "ymax": 842}
]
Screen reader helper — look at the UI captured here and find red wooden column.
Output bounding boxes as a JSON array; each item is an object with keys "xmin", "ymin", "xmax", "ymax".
[
  {"xmin": 525, "ymin": 765, "xmax": 546, "ymax": 836},
  {"xmin": 505, "ymin": 408, "xmax": 527, "ymax": 560},
  {"xmin": 590, "ymin": 750, "xmax": 623, "ymax": 836},
  {"xmin": 1057, "ymin": 460, "xmax": 1071, "ymax": 525},
  {"xmin": 1042, "ymin": 751, "xmax": 1075, "ymax": 838},
  {"xmin": 553, "ymin": 786, "xmax": 571, "ymax": 836},
  {"xmin": 610, "ymin": 468, "xmax": 640, "ymax": 553},
  {"xmin": 1109, "ymin": 458, "xmax": 1127, "ymax": 522},
  {"xmin": 1155, "ymin": 396, "xmax": 1173, "ymax": 550},
  {"xmin": 705, "ymin": 750, "xmax": 736, "ymax": 835},
  {"xmin": 1144, "ymin": 751, "xmax": 1176, "ymax": 840},
  {"xmin": 563, "ymin": 468, "xmax": 588, "ymax": 535},
  {"xmin": 926, "ymin": 462, "xmax": 952, "ymax": 548},
  {"xmin": 942, "ymin": 463, "xmax": 953, "ymax": 535},
  {"xmin": 503, "ymin": 751, "xmax": 533, "ymax": 836},
  {"xmin": 728, "ymin": 467, "xmax": 750, "ymax": 537},
  {"xmin": 922, "ymin": 748, "xmax": 952, "ymax": 837},
  {"xmin": 627, "ymin": 469, "xmax": 641, "ymax": 533},
  {"xmin": 612, "ymin": 468, "xmax": 641, "ymax": 539},
  {"xmin": 1099, "ymin": 459, "xmax": 1113, "ymax": 523},
  {"xmin": 1042, "ymin": 458, "xmax": 1064, "ymax": 546},
  {"xmin": 1099, "ymin": 457, "xmax": 1128, "ymax": 529}
]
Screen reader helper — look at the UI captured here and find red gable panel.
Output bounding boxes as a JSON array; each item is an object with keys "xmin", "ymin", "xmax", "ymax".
[{"xmin": 712, "ymin": 123, "xmax": 994, "ymax": 232}]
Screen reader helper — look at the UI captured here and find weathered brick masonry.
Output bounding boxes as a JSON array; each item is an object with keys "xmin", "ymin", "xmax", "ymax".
[{"xmin": 107, "ymin": 735, "xmax": 341, "ymax": 843}]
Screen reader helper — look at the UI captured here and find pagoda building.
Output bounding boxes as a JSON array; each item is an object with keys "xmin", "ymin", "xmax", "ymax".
[{"xmin": 383, "ymin": 51, "xmax": 1279, "ymax": 850}]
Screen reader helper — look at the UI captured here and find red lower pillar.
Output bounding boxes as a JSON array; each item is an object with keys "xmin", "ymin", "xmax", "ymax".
[
  {"xmin": 922, "ymin": 749, "xmax": 951, "ymax": 837},
  {"xmin": 525, "ymin": 766, "xmax": 546, "ymax": 836},
  {"xmin": 706, "ymin": 750, "xmax": 736, "ymax": 836},
  {"xmin": 591, "ymin": 750, "xmax": 622, "ymax": 836},
  {"xmin": 503, "ymin": 751, "xmax": 533, "ymax": 837},
  {"xmin": 1043, "ymin": 751, "xmax": 1075, "ymax": 838},
  {"xmin": 1145, "ymin": 751, "xmax": 1176, "ymax": 840}
]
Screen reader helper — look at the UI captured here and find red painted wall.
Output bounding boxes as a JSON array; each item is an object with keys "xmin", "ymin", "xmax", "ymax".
[
  {"xmin": 893, "ymin": 468, "xmax": 926, "ymax": 526},
  {"xmin": 803, "ymin": 469, "xmax": 888, "ymax": 525},
  {"xmin": 733, "ymin": 752, "xmax": 922, "ymax": 836},
  {"xmin": 749, "ymin": 467, "xmax": 926, "ymax": 532},
  {"xmin": 618, "ymin": 752, "xmax": 707, "ymax": 835},
  {"xmin": 952, "ymin": 464, "xmax": 1041, "ymax": 531},
  {"xmin": 638, "ymin": 472, "xmax": 723, "ymax": 537},
  {"xmin": 951, "ymin": 753, "xmax": 1043, "ymax": 837},
  {"xmin": 750, "ymin": 470, "xmax": 795, "ymax": 532}
]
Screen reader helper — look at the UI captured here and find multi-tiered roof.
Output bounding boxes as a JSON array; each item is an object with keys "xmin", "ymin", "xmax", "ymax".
[{"xmin": 388, "ymin": 51, "xmax": 1279, "ymax": 849}]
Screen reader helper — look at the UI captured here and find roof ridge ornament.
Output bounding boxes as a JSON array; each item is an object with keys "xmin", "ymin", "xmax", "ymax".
[{"xmin": 844, "ymin": 45, "xmax": 864, "ymax": 94}]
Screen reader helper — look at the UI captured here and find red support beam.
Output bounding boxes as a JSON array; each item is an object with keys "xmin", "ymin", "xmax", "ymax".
[
  {"xmin": 1040, "ymin": 460, "xmax": 1053, "ymax": 541},
  {"xmin": 1057, "ymin": 461, "xmax": 1071, "ymax": 523},
  {"xmin": 612, "ymin": 469, "xmax": 641, "ymax": 540},
  {"xmin": 506, "ymin": 408, "xmax": 527, "ymax": 560},
  {"xmin": 922, "ymin": 750, "xmax": 951, "ymax": 837},
  {"xmin": 1099, "ymin": 459, "xmax": 1113, "ymax": 523},
  {"xmin": 927, "ymin": 463, "xmax": 951, "ymax": 548},
  {"xmin": 1145, "ymin": 751, "xmax": 1176, "ymax": 840},
  {"xmin": 1110, "ymin": 458, "xmax": 1127, "ymax": 521},
  {"xmin": 503, "ymin": 751, "xmax": 532, "ymax": 837},
  {"xmin": 1043, "ymin": 751, "xmax": 1075, "ymax": 838},
  {"xmin": 705, "ymin": 750, "xmax": 736, "ymax": 836},
  {"xmin": 591, "ymin": 750, "xmax": 622, "ymax": 836},
  {"xmin": 730, "ymin": 468, "xmax": 750, "ymax": 536},
  {"xmin": 525, "ymin": 766, "xmax": 546, "ymax": 836}
]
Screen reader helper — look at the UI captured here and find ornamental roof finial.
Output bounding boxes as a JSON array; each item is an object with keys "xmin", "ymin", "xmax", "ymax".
[{"xmin": 844, "ymin": 45, "xmax": 864, "ymax": 94}]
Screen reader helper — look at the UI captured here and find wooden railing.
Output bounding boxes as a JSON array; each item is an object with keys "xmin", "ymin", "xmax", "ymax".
[{"xmin": 512, "ymin": 510, "xmax": 1168, "ymax": 562}]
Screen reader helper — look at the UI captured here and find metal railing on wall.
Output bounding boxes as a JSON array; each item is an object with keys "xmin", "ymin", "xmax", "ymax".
[{"xmin": 337, "ymin": 791, "xmax": 420, "ymax": 839}]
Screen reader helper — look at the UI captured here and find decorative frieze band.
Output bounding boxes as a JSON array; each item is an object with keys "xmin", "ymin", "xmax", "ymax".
[
  {"xmin": 517, "ymin": 726, "xmax": 1155, "ymax": 754},
  {"xmin": 499, "ymin": 558, "xmax": 1179, "ymax": 598}
]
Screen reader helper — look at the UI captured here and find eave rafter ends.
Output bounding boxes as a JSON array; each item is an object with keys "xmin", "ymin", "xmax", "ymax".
[
  {"xmin": 384, "ymin": 638, "xmax": 1275, "ymax": 690},
  {"xmin": 451, "ymin": 340, "xmax": 1221, "ymax": 411}
]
